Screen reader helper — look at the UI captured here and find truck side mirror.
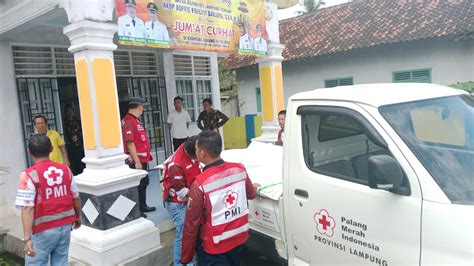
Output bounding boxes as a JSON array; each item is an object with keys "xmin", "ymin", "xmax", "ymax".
[{"xmin": 368, "ymin": 155, "xmax": 404, "ymax": 192}]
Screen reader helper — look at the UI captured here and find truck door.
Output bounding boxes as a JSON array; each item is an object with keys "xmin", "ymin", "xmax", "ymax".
[{"xmin": 284, "ymin": 103, "xmax": 422, "ymax": 265}]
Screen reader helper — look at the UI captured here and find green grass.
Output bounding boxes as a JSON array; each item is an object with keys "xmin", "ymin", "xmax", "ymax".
[{"xmin": 0, "ymin": 252, "xmax": 24, "ymax": 266}]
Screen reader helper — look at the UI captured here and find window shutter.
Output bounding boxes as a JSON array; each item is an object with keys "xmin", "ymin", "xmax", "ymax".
[
  {"xmin": 193, "ymin": 56, "xmax": 211, "ymax": 76},
  {"xmin": 130, "ymin": 51, "xmax": 158, "ymax": 76},
  {"xmin": 411, "ymin": 69, "xmax": 431, "ymax": 83},
  {"xmin": 393, "ymin": 69, "xmax": 431, "ymax": 83},
  {"xmin": 12, "ymin": 46, "xmax": 54, "ymax": 76},
  {"xmin": 339, "ymin": 78, "xmax": 354, "ymax": 86},
  {"xmin": 114, "ymin": 51, "xmax": 132, "ymax": 76},
  {"xmin": 173, "ymin": 54, "xmax": 193, "ymax": 76},
  {"xmin": 394, "ymin": 71, "xmax": 411, "ymax": 82},
  {"xmin": 325, "ymin": 79, "xmax": 339, "ymax": 88},
  {"xmin": 54, "ymin": 47, "xmax": 75, "ymax": 76}
]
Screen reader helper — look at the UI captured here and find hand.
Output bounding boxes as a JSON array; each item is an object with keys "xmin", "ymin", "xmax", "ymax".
[
  {"xmin": 176, "ymin": 187, "xmax": 189, "ymax": 200},
  {"xmin": 135, "ymin": 161, "xmax": 143, "ymax": 170},
  {"xmin": 73, "ymin": 216, "xmax": 82, "ymax": 229},
  {"xmin": 24, "ymin": 240, "xmax": 35, "ymax": 257},
  {"xmin": 253, "ymin": 183, "xmax": 261, "ymax": 190}
]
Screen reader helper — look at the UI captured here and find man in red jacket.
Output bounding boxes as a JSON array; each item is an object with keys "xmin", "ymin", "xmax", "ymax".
[
  {"xmin": 16, "ymin": 134, "xmax": 81, "ymax": 265},
  {"xmin": 181, "ymin": 131, "xmax": 260, "ymax": 265},
  {"xmin": 162, "ymin": 136, "xmax": 201, "ymax": 266},
  {"xmin": 122, "ymin": 97, "xmax": 156, "ymax": 217}
]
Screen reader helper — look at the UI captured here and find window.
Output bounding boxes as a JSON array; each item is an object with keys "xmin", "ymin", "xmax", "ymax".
[
  {"xmin": 318, "ymin": 114, "xmax": 363, "ymax": 142},
  {"xmin": 256, "ymin": 87, "xmax": 262, "ymax": 112},
  {"xmin": 174, "ymin": 54, "xmax": 213, "ymax": 121},
  {"xmin": 393, "ymin": 68, "xmax": 431, "ymax": 83},
  {"xmin": 324, "ymin": 77, "xmax": 353, "ymax": 88},
  {"xmin": 300, "ymin": 106, "xmax": 408, "ymax": 191},
  {"xmin": 380, "ymin": 95, "xmax": 473, "ymax": 203}
]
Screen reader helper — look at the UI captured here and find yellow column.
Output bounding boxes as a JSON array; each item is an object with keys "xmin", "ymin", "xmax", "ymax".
[
  {"xmin": 65, "ymin": 21, "xmax": 124, "ymax": 160},
  {"xmin": 256, "ymin": 43, "xmax": 285, "ymax": 141}
]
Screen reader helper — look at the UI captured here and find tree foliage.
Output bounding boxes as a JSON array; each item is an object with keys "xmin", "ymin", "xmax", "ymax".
[
  {"xmin": 449, "ymin": 81, "xmax": 474, "ymax": 94},
  {"xmin": 299, "ymin": 0, "xmax": 325, "ymax": 14}
]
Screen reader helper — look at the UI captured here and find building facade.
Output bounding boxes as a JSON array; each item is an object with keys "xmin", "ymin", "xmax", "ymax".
[
  {"xmin": 228, "ymin": 1, "xmax": 474, "ymax": 116},
  {"xmin": 0, "ymin": 1, "xmax": 221, "ymax": 210}
]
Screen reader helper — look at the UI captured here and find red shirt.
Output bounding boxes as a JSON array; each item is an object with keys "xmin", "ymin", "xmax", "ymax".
[
  {"xmin": 122, "ymin": 113, "xmax": 152, "ymax": 163},
  {"xmin": 162, "ymin": 144, "xmax": 201, "ymax": 204},
  {"xmin": 181, "ymin": 160, "xmax": 257, "ymax": 263}
]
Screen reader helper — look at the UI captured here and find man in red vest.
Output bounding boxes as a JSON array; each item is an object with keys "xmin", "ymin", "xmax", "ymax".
[
  {"xmin": 181, "ymin": 131, "xmax": 260, "ymax": 265},
  {"xmin": 162, "ymin": 135, "xmax": 201, "ymax": 265},
  {"xmin": 276, "ymin": 109, "xmax": 286, "ymax": 146},
  {"xmin": 122, "ymin": 97, "xmax": 156, "ymax": 217},
  {"xmin": 15, "ymin": 134, "xmax": 81, "ymax": 265}
]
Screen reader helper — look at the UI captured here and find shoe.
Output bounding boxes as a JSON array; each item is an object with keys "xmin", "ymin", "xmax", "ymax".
[
  {"xmin": 141, "ymin": 206, "xmax": 156, "ymax": 212},
  {"xmin": 140, "ymin": 212, "xmax": 147, "ymax": 218}
]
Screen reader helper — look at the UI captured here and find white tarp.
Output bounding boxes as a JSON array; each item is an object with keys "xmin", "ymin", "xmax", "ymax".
[{"xmin": 221, "ymin": 141, "xmax": 283, "ymax": 201}]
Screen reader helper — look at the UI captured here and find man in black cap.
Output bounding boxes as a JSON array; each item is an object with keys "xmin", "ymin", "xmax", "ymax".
[
  {"xmin": 144, "ymin": 2, "xmax": 170, "ymax": 42},
  {"xmin": 118, "ymin": 0, "xmax": 145, "ymax": 38},
  {"xmin": 121, "ymin": 97, "xmax": 156, "ymax": 217}
]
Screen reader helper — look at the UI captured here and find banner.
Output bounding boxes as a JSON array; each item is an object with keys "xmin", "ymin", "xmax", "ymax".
[{"xmin": 116, "ymin": 0, "xmax": 267, "ymax": 55}]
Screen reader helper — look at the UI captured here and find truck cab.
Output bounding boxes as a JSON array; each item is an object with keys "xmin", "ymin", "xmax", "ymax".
[{"xmin": 283, "ymin": 83, "xmax": 473, "ymax": 265}]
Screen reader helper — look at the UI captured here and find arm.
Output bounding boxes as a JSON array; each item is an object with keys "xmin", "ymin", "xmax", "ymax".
[
  {"xmin": 167, "ymin": 114, "xmax": 172, "ymax": 129},
  {"xmin": 69, "ymin": 173, "xmax": 81, "ymax": 229},
  {"xmin": 126, "ymin": 142, "xmax": 142, "ymax": 170},
  {"xmin": 73, "ymin": 197, "xmax": 82, "ymax": 229},
  {"xmin": 181, "ymin": 184, "xmax": 204, "ymax": 263},
  {"xmin": 245, "ymin": 174, "xmax": 259, "ymax": 200},
  {"xmin": 196, "ymin": 112, "xmax": 204, "ymax": 130},
  {"xmin": 186, "ymin": 112, "xmax": 191, "ymax": 129},
  {"xmin": 22, "ymin": 206, "xmax": 36, "ymax": 256},
  {"xmin": 60, "ymin": 145, "xmax": 70, "ymax": 167},
  {"xmin": 215, "ymin": 111, "xmax": 229, "ymax": 129}
]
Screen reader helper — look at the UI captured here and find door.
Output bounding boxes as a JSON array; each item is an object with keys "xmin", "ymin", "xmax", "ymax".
[
  {"xmin": 17, "ymin": 78, "xmax": 62, "ymax": 165},
  {"xmin": 128, "ymin": 77, "xmax": 169, "ymax": 164},
  {"xmin": 285, "ymin": 102, "xmax": 422, "ymax": 265}
]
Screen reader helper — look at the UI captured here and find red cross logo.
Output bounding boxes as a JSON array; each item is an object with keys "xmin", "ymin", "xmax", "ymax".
[
  {"xmin": 314, "ymin": 209, "xmax": 336, "ymax": 237},
  {"xmin": 319, "ymin": 215, "xmax": 331, "ymax": 230},
  {"xmin": 223, "ymin": 191, "xmax": 238, "ymax": 209},
  {"xmin": 226, "ymin": 194, "xmax": 236, "ymax": 205},
  {"xmin": 254, "ymin": 209, "xmax": 260, "ymax": 217},
  {"xmin": 48, "ymin": 170, "xmax": 61, "ymax": 181},
  {"xmin": 43, "ymin": 166, "xmax": 64, "ymax": 186}
]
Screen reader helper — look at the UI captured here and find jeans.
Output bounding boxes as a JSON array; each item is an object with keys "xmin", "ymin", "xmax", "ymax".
[
  {"xmin": 165, "ymin": 201, "xmax": 195, "ymax": 266},
  {"xmin": 197, "ymin": 243, "xmax": 244, "ymax": 266},
  {"xmin": 25, "ymin": 224, "xmax": 71, "ymax": 266}
]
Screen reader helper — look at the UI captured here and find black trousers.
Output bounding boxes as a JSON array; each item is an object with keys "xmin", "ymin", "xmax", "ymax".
[
  {"xmin": 197, "ymin": 244, "xmax": 244, "ymax": 266},
  {"xmin": 67, "ymin": 145, "xmax": 85, "ymax": 176},
  {"xmin": 173, "ymin": 137, "xmax": 188, "ymax": 152},
  {"xmin": 130, "ymin": 162, "xmax": 150, "ymax": 210}
]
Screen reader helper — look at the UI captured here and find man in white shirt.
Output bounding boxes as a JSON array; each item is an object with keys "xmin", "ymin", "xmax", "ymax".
[
  {"xmin": 254, "ymin": 24, "xmax": 267, "ymax": 53},
  {"xmin": 118, "ymin": 0, "xmax": 145, "ymax": 39},
  {"xmin": 167, "ymin": 96, "xmax": 192, "ymax": 151},
  {"xmin": 144, "ymin": 2, "xmax": 170, "ymax": 43},
  {"xmin": 239, "ymin": 23, "xmax": 254, "ymax": 51}
]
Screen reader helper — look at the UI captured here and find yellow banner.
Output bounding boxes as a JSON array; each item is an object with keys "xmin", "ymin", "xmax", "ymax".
[{"xmin": 116, "ymin": 0, "xmax": 267, "ymax": 55}]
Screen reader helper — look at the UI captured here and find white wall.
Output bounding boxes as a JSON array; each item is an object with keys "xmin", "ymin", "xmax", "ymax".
[
  {"xmin": 0, "ymin": 42, "xmax": 27, "ymax": 217},
  {"xmin": 237, "ymin": 38, "xmax": 474, "ymax": 115}
]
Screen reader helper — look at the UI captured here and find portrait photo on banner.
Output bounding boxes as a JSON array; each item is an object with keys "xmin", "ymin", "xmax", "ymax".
[{"xmin": 115, "ymin": 0, "xmax": 268, "ymax": 56}]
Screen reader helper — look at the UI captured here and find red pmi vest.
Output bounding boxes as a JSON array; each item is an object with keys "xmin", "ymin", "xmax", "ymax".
[
  {"xmin": 122, "ymin": 113, "xmax": 152, "ymax": 163},
  {"xmin": 162, "ymin": 144, "xmax": 201, "ymax": 204},
  {"xmin": 25, "ymin": 161, "xmax": 76, "ymax": 234},
  {"xmin": 196, "ymin": 162, "xmax": 250, "ymax": 254}
]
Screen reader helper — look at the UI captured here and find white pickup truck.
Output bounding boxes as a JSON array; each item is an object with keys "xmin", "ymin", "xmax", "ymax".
[{"xmin": 222, "ymin": 83, "xmax": 474, "ymax": 266}]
